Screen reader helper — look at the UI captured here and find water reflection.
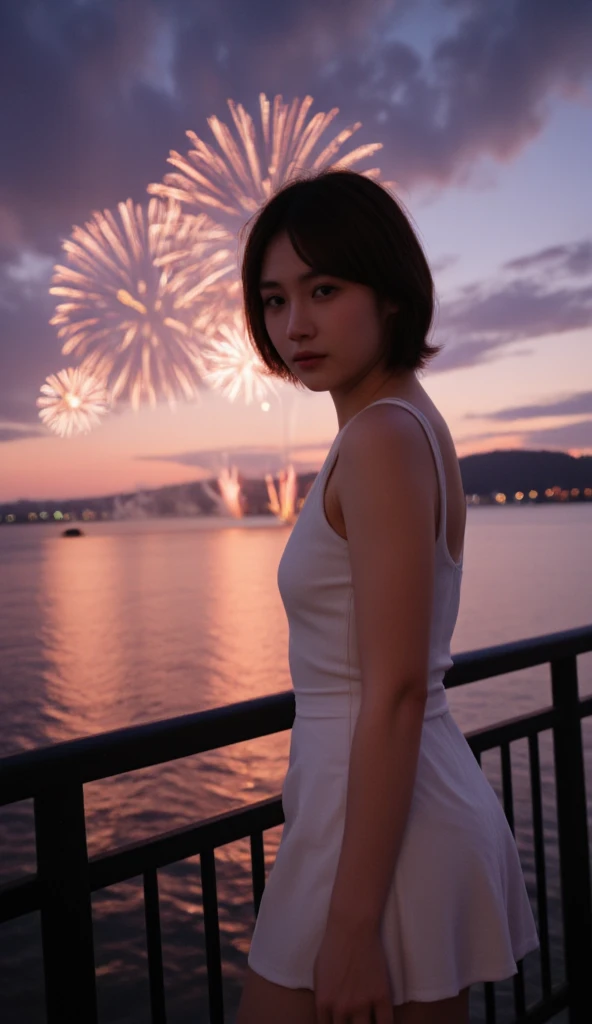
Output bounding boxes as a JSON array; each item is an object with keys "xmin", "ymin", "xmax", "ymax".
[
  {"xmin": 40, "ymin": 532, "xmax": 129, "ymax": 744},
  {"xmin": 0, "ymin": 509, "xmax": 591, "ymax": 1022},
  {"xmin": 33, "ymin": 520, "xmax": 295, "ymax": 853}
]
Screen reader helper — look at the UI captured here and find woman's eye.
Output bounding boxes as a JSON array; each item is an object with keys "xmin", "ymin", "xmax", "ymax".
[
  {"xmin": 263, "ymin": 295, "xmax": 284, "ymax": 308},
  {"xmin": 313, "ymin": 284, "xmax": 336, "ymax": 298}
]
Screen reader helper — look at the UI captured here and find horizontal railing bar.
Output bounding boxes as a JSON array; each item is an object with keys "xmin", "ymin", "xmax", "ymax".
[
  {"xmin": 465, "ymin": 707, "xmax": 556, "ymax": 752},
  {"xmin": 0, "ymin": 625, "xmax": 589, "ymax": 805},
  {"xmin": 442, "ymin": 624, "xmax": 592, "ymax": 688},
  {"xmin": 1, "ymin": 688, "xmax": 590, "ymax": 925},
  {"xmin": 465, "ymin": 694, "xmax": 592, "ymax": 755},
  {"xmin": 0, "ymin": 874, "xmax": 39, "ymax": 923},
  {"xmin": 0, "ymin": 798, "xmax": 283, "ymax": 924},
  {"xmin": 0, "ymin": 694, "xmax": 296, "ymax": 807},
  {"xmin": 90, "ymin": 797, "xmax": 284, "ymax": 891}
]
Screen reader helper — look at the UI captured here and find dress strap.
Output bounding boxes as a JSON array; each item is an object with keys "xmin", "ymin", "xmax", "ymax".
[{"xmin": 327, "ymin": 397, "xmax": 463, "ymax": 569}]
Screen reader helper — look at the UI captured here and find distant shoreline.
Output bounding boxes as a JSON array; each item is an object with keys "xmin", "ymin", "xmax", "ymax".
[
  {"xmin": 1, "ymin": 448, "xmax": 591, "ymax": 523},
  {"xmin": 1, "ymin": 497, "xmax": 592, "ymax": 527}
]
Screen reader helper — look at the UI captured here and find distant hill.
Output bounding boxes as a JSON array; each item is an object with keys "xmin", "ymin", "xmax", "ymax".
[
  {"xmin": 458, "ymin": 449, "xmax": 592, "ymax": 495},
  {"xmin": 1, "ymin": 449, "xmax": 591, "ymax": 523}
]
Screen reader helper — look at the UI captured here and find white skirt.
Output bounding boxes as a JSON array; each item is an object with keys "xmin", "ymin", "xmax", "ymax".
[{"xmin": 247, "ymin": 708, "xmax": 540, "ymax": 1004}]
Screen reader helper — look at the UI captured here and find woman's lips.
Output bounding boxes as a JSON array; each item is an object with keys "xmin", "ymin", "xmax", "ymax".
[{"xmin": 294, "ymin": 355, "xmax": 326, "ymax": 369}]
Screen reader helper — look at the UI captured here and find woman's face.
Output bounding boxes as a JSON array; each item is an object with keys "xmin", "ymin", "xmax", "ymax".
[{"xmin": 259, "ymin": 231, "xmax": 396, "ymax": 394}]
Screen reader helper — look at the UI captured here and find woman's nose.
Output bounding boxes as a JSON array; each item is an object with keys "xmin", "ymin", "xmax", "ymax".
[{"xmin": 287, "ymin": 304, "xmax": 314, "ymax": 340}]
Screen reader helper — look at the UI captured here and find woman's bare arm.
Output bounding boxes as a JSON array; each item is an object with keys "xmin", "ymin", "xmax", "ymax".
[{"xmin": 325, "ymin": 404, "xmax": 439, "ymax": 931}]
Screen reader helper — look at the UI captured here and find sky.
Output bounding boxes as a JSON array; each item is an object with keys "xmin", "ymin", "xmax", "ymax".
[{"xmin": 1, "ymin": 0, "xmax": 591, "ymax": 502}]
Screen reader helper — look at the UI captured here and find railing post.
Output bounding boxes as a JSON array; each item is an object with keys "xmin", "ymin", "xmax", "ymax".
[
  {"xmin": 551, "ymin": 655, "xmax": 592, "ymax": 1023},
  {"xmin": 34, "ymin": 783, "xmax": 98, "ymax": 1023}
]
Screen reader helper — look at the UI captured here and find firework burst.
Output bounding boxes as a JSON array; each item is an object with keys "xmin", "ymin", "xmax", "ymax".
[
  {"xmin": 200, "ymin": 311, "xmax": 277, "ymax": 405},
  {"xmin": 49, "ymin": 198, "xmax": 235, "ymax": 409},
  {"xmin": 201, "ymin": 466, "xmax": 244, "ymax": 519},
  {"xmin": 37, "ymin": 367, "xmax": 109, "ymax": 437},
  {"xmin": 148, "ymin": 92, "xmax": 385, "ymax": 222},
  {"xmin": 266, "ymin": 464, "xmax": 298, "ymax": 524}
]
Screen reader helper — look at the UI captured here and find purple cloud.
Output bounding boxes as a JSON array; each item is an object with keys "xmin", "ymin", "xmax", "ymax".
[
  {"xmin": 465, "ymin": 391, "xmax": 592, "ymax": 422},
  {"xmin": 460, "ymin": 417, "xmax": 592, "ymax": 450},
  {"xmin": 432, "ymin": 236, "xmax": 592, "ymax": 374},
  {"xmin": 503, "ymin": 241, "xmax": 592, "ymax": 277},
  {"xmin": 136, "ymin": 442, "xmax": 333, "ymax": 476},
  {"xmin": 1, "ymin": 0, "xmax": 591, "ymax": 434},
  {"xmin": 0, "ymin": 425, "xmax": 46, "ymax": 443}
]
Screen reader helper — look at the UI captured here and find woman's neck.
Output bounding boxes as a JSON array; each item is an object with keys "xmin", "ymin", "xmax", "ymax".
[{"xmin": 331, "ymin": 370, "xmax": 423, "ymax": 432}]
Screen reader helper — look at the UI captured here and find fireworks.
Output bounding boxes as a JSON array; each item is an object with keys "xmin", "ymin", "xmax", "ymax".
[
  {"xmin": 266, "ymin": 465, "xmax": 298, "ymax": 524},
  {"xmin": 199, "ymin": 311, "xmax": 277, "ymax": 405},
  {"xmin": 49, "ymin": 198, "xmax": 235, "ymax": 409},
  {"xmin": 201, "ymin": 466, "xmax": 244, "ymax": 518},
  {"xmin": 37, "ymin": 367, "xmax": 109, "ymax": 437},
  {"xmin": 148, "ymin": 92, "xmax": 385, "ymax": 222},
  {"xmin": 41, "ymin": 91, "xmax": 389, "ymax": 459}
]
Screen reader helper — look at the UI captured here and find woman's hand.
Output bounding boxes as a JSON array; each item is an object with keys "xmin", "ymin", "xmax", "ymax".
[{"xmin": 313, "ymin": 917, "xmax": 394, "ymax": 1023}]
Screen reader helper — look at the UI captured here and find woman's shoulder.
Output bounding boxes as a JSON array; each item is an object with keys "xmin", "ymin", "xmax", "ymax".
[
  {"xmin": 334, "ymin": 405, "xmax": 438, "ymax": 524},
  {"xmin": 337, "ymin": 398, "xmax": 440, "ymax": 471}
]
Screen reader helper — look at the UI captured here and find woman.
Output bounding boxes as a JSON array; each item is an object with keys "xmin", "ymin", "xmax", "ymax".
[{"xmin": 236, "ymin": 170, "xmax": 539, "ymax": 1024}]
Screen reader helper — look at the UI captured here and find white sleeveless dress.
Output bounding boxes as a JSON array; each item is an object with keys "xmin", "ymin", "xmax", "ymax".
[{"xmin": 247, "ymin": 397, "xmax": 539, "ymax": 1003}]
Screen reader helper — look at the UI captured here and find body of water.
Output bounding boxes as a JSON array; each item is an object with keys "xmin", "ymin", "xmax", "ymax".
[{"xmin": 1, "ymin": 506, "xmax": 591, "ymax": 1022}]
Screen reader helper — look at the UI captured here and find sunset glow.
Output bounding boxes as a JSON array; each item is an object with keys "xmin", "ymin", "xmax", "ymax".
[{"xmin": 1, "ymin": 4, "xmax": 591, "ymax": 503}]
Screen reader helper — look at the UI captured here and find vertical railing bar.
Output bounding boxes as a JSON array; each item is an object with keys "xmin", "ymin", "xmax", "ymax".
[
  {"xmin": 34, "ymin": 783, "xmax": 98, "ymax": 1024},
  {"xmin": 250, "ymin": 831, "xmax": 266, "ymax": 917},
  {"xmin": 500, "ymin": 741, "xmax": 515, "ymax": 835},
  {"xmin": 500, "ymin": 741, "xmax": 526, "ymax": 1015},
  {"xmin": 512, "ymin": 958, "xmax": 526, "ymax": 1017},
  {"xmin": 144, "ymin": 868, "xmax": 167, "ymax": 1023},
  {"xmin": 551, "ymin": 654, "xmax": 592, "ymax": 1023},
  {"xmin": 468, "ymin": 738, "xmax": 481, "ymax": 766},
  {"xmin": 484, "ymin": 980, "xmax": 496, "ymax": 1024},
  {"xmin": 200, "ymin": 848, "xmax": 224, "ymax": 1024},
  {"xmin": 528, "ymin": 732, "xmax": 552, "ymax": 998}
]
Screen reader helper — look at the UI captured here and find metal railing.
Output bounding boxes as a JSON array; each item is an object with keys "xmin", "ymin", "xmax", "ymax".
[{"xmin": 1, "ymin": 624, "xmax": 591, "ymax": 1024}]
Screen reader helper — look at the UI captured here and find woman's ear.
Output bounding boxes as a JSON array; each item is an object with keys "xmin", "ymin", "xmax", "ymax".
[
  {"xmin": 382, "ymin": 300, "xmax": 399, "ymax": 325},
  {"xmin": 377, "ymin": 295, "xmax": 399, "ymax": 320}
]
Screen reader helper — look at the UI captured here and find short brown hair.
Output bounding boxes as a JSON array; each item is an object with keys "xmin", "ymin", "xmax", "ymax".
[{"xmin": 240, "ymin": 169, "xmax": 442, "ymax": 383}]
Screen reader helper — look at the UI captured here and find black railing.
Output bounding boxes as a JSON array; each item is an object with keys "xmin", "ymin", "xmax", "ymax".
[{"xmin": 1, "ymin": 624, "xmax": 591, "ymax": 1024}]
